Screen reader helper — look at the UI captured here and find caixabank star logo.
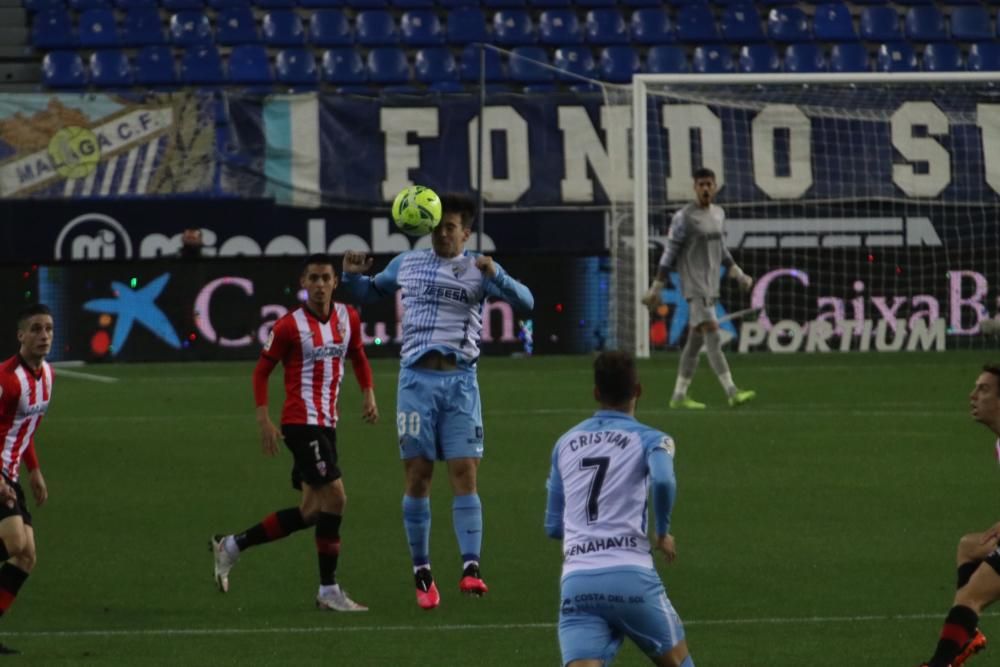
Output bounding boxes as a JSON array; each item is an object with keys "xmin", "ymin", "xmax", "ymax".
[{"xmin": 83, "ymin": 273, "xmax": 180, "ymax": 356}]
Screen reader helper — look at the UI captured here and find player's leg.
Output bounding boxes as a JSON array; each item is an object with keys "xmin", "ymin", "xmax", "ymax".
[
  {"xmin": 404, "ymin": 457, "xmax": 438, "ymax": 609},
  {"xmin": 0, "ymin": 507, "xmax": 31, "ymax": 657},
  {"xmin": 312, "ymin": 474, "xmax": 366, "ymax": 612},
  {"xmin": 957, "ymin": 532, "xmax": 997, "ymax": 588},
  {"xmin": 670, "ymin": 314, "xmax": 705, "ymax": 409},
  {"xmin": 697, "ymin": 303, "xmax": 754, "ymax": 407}
]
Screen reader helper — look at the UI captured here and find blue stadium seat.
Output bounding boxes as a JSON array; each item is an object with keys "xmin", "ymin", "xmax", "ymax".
[
  {"xmin": 720, "ymin": 5, "xmax": 764, "ymax": 43},
  {"xmin": 598, "ymin": 45, "xmax": 638, "ymax": 82},
  {"xmin": 483, "ymin": 0, "xmax": 524, "ymax": 8},
  {"xmin": 630, "ymin": 8, "xmax": 673, "ymax": 44},
  {"xmin": 508, "ymin": 45, "xmax": 553, "ymax": 82},
  {"xmin": 829, "ymin": 42, "xmax": 869, "ymax": 71},
  {"xmin": 439, "ymin": 0, "xmax": 477, "ymax": 7},
  {"xmin": 528, "ymin": 0, "xmax": 570, "ymax": 7},
  {"xmin": 162, "ymin": 0, "xmax": 203, "ymax": 10},
  {"xmin": 216, "ymin": 7, "xmax": 258, "ymax": 45},
  {"xmin": 262, "ymin": 10, "xmax": 306, "ymax": 46},
  {"xmin": 894, "ymin": 0, "xmax": 932, "ymax": 5},
  {"xmin": 876, "ymin": 42, "xmax": 917, "ymax": 71},
  {"xmin": 256, "ymin": 0, "xmax": 294, "ymax": 9},
  {"xmin": 922, "ymin": 42, "xmax": 962, "ymax": 71},
  {"xmin": 739, "ymin": 44, "xmax": 779, "ymax": 72},
  {"xmin": 459, "ymin": 43, "xmax": 504, "ymax": 80},
  {"xmin": 42, "ymin": 50, "xmax": 86, "ymax": 87},
  {"xmin": 298, "ymin": 0, "xmax": 339, "ymax": 8},
  {"xmin": 32, "ymin": 10, "xmax": 75, "ymax": 49},
  {"xmin": 367, "ymin": 46, "xmax": 409, "ymax": 83},
  {"xmin": 859, "ymin": 6, "xmax": 900, "ymax": 42},
  {"xmin": 646, "ymin": 44, "xmax": 688, "ymax": 72},
  {"xmin": 228, "ymin": 44, "xmax": 272, "ymax": 84},
  {"xmin": 692, "ymin": 44, "xmax": 733, "ymax": 72},
  {"xmin": 446, "ymin": 8, "xmax": 487, "ymax": 44},
  {"xmin": 23, "ymin": 0, "xmax": 66, "ymax": 13},
  {"xmin": 134, "ymin": 45, "xmax": 176, "ymax": 84},
  {"xmin": 812, "ymin": 3, "xmax": 856, "ymax": 41},
  {"xmin": 321, "ymin": 47, "xmax": 366, "ymax": 83},
  {"xmin": 539, "ymin": 9, "xmax": 582, "ymax": 45},
  {"xmin": 969, "ymin": 42, "xmax": 1000, "ymax": 70},
  {"xmin": 115, "ymin": 0, "xmax": 157, "ymax": 7},
  {"xmin": 675, "ymin": 4, "xmax": 718, "ymax": 43},
  {"xmin": 309, "ymin": 10, "xmax": 351, "ymax": 46},
  {"xmin": 69, "ymin": 0, "xmax": 109, "ymax": 11},
  {"xmin": 79, "ymin": 9, "xmax": 120, "ymax": 47},
  {"xmin": 208, "ymin": 0, "xmax": 249, "ymax": 8},
  {"xmin": 553, "ymin": 45, "xmax": 595, "ymax": 80},
  {"xmin": 414, "ymin": 47, "xmax": 457, "ymax": 83},
  {"xmin": 349, "ymin": 0, "xmax": 388, "ymax": 8},
  {"xmin": 355, "ymin": 10, "xmax": 398, "ymax": 45},
  {"xmin": 575, "ymin": 0, "xmax": 614, "ymax": 8},
  {"xmin": 851, "ymin": 0, "xmax": 887, "ymax": 4},
  {"xmin": 90, "ymin": 51, "xmax": 132, "ymax": 87},
  {"xmin": 121, "ymin": 8, "xmax": 165, "ymax": 46},
  {"xmin": 400, "ymin": 10, "xmax": 444, "ymax": 46},
  {"xmin": 622, "ymin": 0, "xmax": 659, "ymax": 8},
  {"xmin": 904, "ymin": 6, "xmax": 946, "ymax": 41},
  {"xmin": 169, "ymin": 11, "xmax": 212, "ymax": 46},
  {"xmin": 766, "ymin": 7, "xmax": 810, "ymax": 42},
  {"xmin": 276, "ymin": 48, "xmax": 318, "ymax": 87},
  {"xmin": 783, "ymin": 43, "xmax": 825, "ymax": 72},
  {"xmin": 585, "ymin": 9, "xmax": 627, "ymax": 45},
  {"xmin": 392, "ymin": 0, "xmax": 433, "ymax": 9},
  {"xmin": 493, "ymin": 9, "xmax": 535, "ymax": 45},
  {"xmin": 180, "ymin": 45, "xmax": 224, "ymax": 83},
  {"xmin": 950, "ymin": 6, "xmax": 992, "ymax": 42}
]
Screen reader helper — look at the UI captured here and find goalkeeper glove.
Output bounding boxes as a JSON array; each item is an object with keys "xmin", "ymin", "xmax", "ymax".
[
  {"xmin": 729, "ymin": 265, "xmax": 753, "ymax": 292},
  {"xmin": 641, "ymin": 280, "xmax": 665, "ymax": 312}
]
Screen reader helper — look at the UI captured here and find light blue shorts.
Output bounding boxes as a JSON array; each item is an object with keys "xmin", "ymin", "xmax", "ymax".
[
  {"xmin": 558, "ymin": 566, "xmax": 685, "ymax": 666},
  {"xmin": 396, "ymin": 366, "xmax": 483, "ymax": 461}
]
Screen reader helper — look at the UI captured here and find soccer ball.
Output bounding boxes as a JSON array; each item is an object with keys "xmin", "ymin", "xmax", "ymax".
[{"xmin": 392, "ymin": 185, "xmax": 442, "ymax": 236}]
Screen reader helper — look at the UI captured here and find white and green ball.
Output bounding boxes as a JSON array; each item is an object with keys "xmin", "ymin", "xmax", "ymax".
[{"xmin": 392, "ymin": 185, "xmax": 442, "ymax": 236}]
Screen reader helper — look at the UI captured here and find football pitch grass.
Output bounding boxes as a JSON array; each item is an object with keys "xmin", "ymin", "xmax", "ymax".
[{"xmin": 7, "ymin": 351, "xmax": 1000, "ymax": 665}]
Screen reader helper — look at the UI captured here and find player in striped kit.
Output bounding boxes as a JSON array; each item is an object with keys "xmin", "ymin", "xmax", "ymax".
[
  {"xmin": 211, "ymin": 254, "xmax": 378, "ymax": 612},
  {"xmin": 341, "ymin": 193, "xmax": 534, "ymax": 610},
  {"xmin": 545, "ymin": 351, "xmax": 694, "ymax": 667},
  {"xmin": 0, "ymin": 304, "xmax": 55, "ymax": 655}
]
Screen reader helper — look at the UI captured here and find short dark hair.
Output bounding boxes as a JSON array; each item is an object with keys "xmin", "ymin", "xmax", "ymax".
[
  {"xmin": 17, "ymin": 303, "xmax": 51, "ymax": 329},
  {"xmin": 594, "ymin": 351, "xmax": 638, "ymax": 406},
  {"xmin": 984, "ymin": 363, "xmax": 1000, "ymax": 386},
  {"xmin": 693, "ymin": 167, "xmax": 716, "ymax": 182},
  {"xmin": 301, "ymin": 253, "xmax": 335, "ymax": 275},
  {"xmin": 440, "ymin": 193, "xmax": 476, "ymax": 229}
]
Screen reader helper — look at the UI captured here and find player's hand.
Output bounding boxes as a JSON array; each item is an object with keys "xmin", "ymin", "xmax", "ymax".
[
  {"xmin": 258, "ymin": 419, "xmax": 281, "ymax": 457},
  {"xmin": 361, "ymin": 388, "xmax": 379, "ymax": 424},
  {"xmin": 729, "ymin": 266, "xmax": 754, "ymax": 292},
  {"xmin": 656, "ymin": 534, "xmax": 677, "ymax": 564},
  {"xmin": 641, "ymin": 281, "xmax": 664, "ymax": 313},
  {"xmin": 28, "ymin": 468, "xmax": 47, "ymax": 507},
  {"xmin": 343, "ymin": 251, "xmax": 374, "ymax": 274},
  {"xmin": 0, "ymin": 480, "xmax": 15, "ymax": 510},
  {"xmin": 475, "ymin": 255, "xmax": 497, "ymax": 278}
]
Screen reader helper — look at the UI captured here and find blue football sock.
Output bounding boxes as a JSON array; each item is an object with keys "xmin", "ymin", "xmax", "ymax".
[
  {"xmin": 402, "ymin": 495, "xmax": 431, "ymax": 568},
  {"xmin": 452, "ymin": 493, "xmax": 483, "ymax": 564}
]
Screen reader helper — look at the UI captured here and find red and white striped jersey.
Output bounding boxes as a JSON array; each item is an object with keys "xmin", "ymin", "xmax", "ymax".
[
  {"xmin": 261, "ymin": 304, "xmax": 372, "ymax": 427},
  {"xmin": 0, "ymin": 356, "xmax": 53, "ymax": 482}
]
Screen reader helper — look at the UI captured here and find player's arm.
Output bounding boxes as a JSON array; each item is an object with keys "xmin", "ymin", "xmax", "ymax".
[
  {"xmin": 721, "ymin": 214, "xmax": 753, "ymax": 291},
  {"xmin": 643, "ymin": 211, "xmax": 688, "ymax": 310},
  {"xmin": 647, "ymin": 435, "xmax": 678, "ymax": 563},
  {"xmin": 544, "ymin": 448, "xmax": 565, "ymax": 539},
  {"xmin": 253, "ymin": 320, "xmax": 290, "ymax": 457},
  {"xmin": 22, "ymin": 440, "xmax": 47, "ymax": 506},
  {"xmin": 477, "ymin": 257, "xmax": 534, "ymax": 314},
  {"xmin": 346, "ymin": 307, "xmax": 378, "ymax": 424},
  {"xmin": 340, "ymin": 252, "xmax": 403, "ymax": 304}
]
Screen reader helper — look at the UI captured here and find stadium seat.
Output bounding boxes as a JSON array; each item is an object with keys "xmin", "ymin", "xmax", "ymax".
[
  {"xmin": 508, "ymin": 45, "xmax": 553, "ymax": 82},
  {"xmin": 584, "ymin": 9, "xmax": 627, "ymax": 45},
  {"xmin": 169, "ymin": 11, "xmax": 212, "ymax": 46},
  {"xmin": 904, "ymin": 6, "xmax": 946, "ymax": 42},
  {"xmin": 355, "ymin": 10, "xmax": 398, "ymax": 45},
  {"xmin": 922, "ymin": 42, "xmax": 962, "ymax": 71},
  {"xmin": 446, "ymin": 7, "xmax": 488, "ymax": 44},
  {"xmin": 692, "ymin": 44, "xmax": 733, "ymax": 73},
  {"xmin": 968, "ymin": 41, "xmax": 1000, "ymax": 70},
  {"xmin": 162, "ymin": 0, "xmax": 203, "ymax": 10},
  {"xmin": 366, "ymin": 46, "xmax": 409, "ymax": 83},
  {"xmin": 950, "ymin": 6, "xmax": 992, "ymax": 42},
  {"xmin": 621, "ymin": 0, "xmax": 659, "ymax": 8},
  {"xmin": 576, "ymin": 0, "xmax": 614, "ymax": 8},
  {"xmin": 598, "ymin": 45, "xmax": 638, "ymax": 82},
  {"xmin": 739, "ymin": 44, "xmax": 779, "ymax": 72},
  {"xmin": 766, "ymin": 7, "xmax": 810, "ymax": 42},
  {"xmin": 42, "ymin": 50, "xmax": 86, "ymax": 87},
  {"xmin": 134, "ymin": 44, "xmax": 176, "ymax": 84},
  {"xmin": 493, "ymin": 9, "xmax": 535, "ymax": 45},
  {"xmin": 859, "ymin": 6, "xmax": 900, "ymax": 42},
  {"xmin": 646, "ymin": 44, "xmax": 688, "ymax": 72},
  {"xmin": 528, "ymin": 0, "xmax": 571, "ymax": 8},
  {"xmin": 812, "ymin": 3, "xmax": 856, "ymax": 41},
  {"xmin": 392, "ymin": 0, "xmax": 434, "ymax": 9},
  {"xmin": 439, "ymin": 0, "xmax": 477, "ymax": 7},
  {"xmin": 216, "ymin": 7, "xmax": 258, "ymax": 45},
  {"xmin": 275, "ymin": 48, "xmax": 318, "ymax": 87},
  {"xmin": 720, "ymin": 5, "xmax": 764, "ymax": 43},
  {"xmin": 321, "ymin": 47, "xmax": 366, "ymax": 83},
  {"xmin": 309, "ymin": 10, "xmax": 351, "ymax": 46},
  {"xmin": 256, "ymin": 0, "xmax": 294, "ymax": 9},
  {"xmin": 553, "ymin": 45, "xmax": 595, "ymax": 80},
  {"xmin": 262, "ymin": 10, "xmax": 306, "ymax": 46},
  {"xmin": 32, "ymin": 10, "xmax": 75, "ymax": 49},
  {"xmin": 459, "ymin": 43, "xmax": 504, "ymax": 80},
  {"xmin": 23, "ymin": 0, "xmax": 66, "ymax": 13},
  {"xmin": 414, "ymin": 47, "xmax": 458, "ymax": 83},
  {"xmin": 675, "ymin": 4, "xmax": 719, "ymax": 43},
  {"xmin": 180, "ymin": 44, "xmax": 224, "ymax": 84},
  {"xmin": 79, "ymin": 9, "xmax": 120, "ymax": 48},
  {"xmin": 783, "ymin": 43, "xmax": 825, "ymax": 72},
  {"xmin": 121, "ymin": 8, "xmax": 166, "ymax": 46},
  {"xmin": 89, "ymin": 49, "xmax": 132, "ymax": 87},
  {"xmin": 298, "ymin": 0, "xmax": 340, "ymax": 9},
  {"xmin": 69, "ymin": 0, "xmax": 109, "ymax": 11},
  {"xmin": 876, "ymin": 42, "xmax": 917, "ymax": 71},
  {"xmin": 207, "ymin": 0, "xmax": 249, "ymax": 8},
  {"xmin": 630, "ymin": 8, "xmax": 673, "ymax": 45},
  {"xmin": 482, "ymin": 0, "xmax": 524, "ymax": 9},
  {"xmin": 349, "ymin": 0, "xmax": 388, "ymax": 8},
  {"xmin": 829, "ymin": 42, "xmax": 869, "ymax": 71},
  {"xmin": 115, "ymin": 0, "xmax": 157, "ymax": 8},
  {"xmin": 227, "ymin": 44, "xmax": 272, "ymax": 84},
  {"xmin": 539, "ymin": 9, "xmax": 582, "ymax": 45},
  {"xmin": 400, "ymin": 10, "xmax": 444, "ymax": 46}
]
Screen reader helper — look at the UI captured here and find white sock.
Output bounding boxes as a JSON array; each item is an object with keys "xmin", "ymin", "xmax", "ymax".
[
  {"xmin": 463, "ymin": 560, "xmax": 479, "ymax": 571},
  {"xmin": 672, "ymin": 376, "xmax": 692, "ymax": 400},
  {"xmin": 223, "ymin": 535, "xmax": 240, "ymax": 558},
  {"xmin": 413, "ymin": 565, "xmax": 431, "ymax": 574},
  {"xmin": 319, "ymin": 584, "xmax": 340, "ymax": 596},
  {"xmin": 718, "ymin": 372, "xmax": 737, "ymax": 397}
]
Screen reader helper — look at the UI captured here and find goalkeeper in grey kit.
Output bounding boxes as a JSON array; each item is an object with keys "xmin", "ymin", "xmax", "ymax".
[{"xmin": 642, "ymin": 167, "xmax": 757, "ymax": 409}]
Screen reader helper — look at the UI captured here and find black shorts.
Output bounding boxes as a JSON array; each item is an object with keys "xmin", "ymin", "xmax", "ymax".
[
  {"xmin": 0, "ymin": 476, "xmax": 31, "ymax": 527},
  {"xmin": 282, "ymin": 424, "xmax": 342, "ymax": 490}
]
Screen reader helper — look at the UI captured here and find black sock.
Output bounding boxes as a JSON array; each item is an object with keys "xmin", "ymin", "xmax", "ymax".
[
  {"xmin": 315, "ymin": 513, "xmax": 342, "ymax": 586},
  {"xmin": 957, "ymin": 561, "xmax": 980, "ymax": 589},
  {"xmin": 929, "ymin": 604, "xmax": 979, "ymax": 667},
  {"xmin": 234, "ymin": 507, "xmax": 308, "ymax": 551},
  {"xmin": 0, "ymin": 563, "xmax": 29, "ymax": 616}
]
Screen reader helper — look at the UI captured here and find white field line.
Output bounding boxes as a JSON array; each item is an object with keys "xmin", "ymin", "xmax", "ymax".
[{"xmin": 52, "ymin": 369, "xmax": 119, "ymax": 384}]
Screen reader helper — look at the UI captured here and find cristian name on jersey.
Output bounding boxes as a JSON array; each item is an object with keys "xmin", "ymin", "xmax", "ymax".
[{"xmin": 0, "ymin": 356, "xmax": 52, "ymax": 482}]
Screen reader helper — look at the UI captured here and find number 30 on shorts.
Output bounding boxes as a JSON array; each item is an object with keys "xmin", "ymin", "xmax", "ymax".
[{"xmin": 397, "ymin": 411, "xmax": 421, "ymax": 437}]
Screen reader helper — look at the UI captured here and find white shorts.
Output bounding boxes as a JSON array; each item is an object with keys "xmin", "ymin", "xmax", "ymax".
[{"xmin": 687, "ymin": 297, "xmax": 719, "ymax": 327}]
